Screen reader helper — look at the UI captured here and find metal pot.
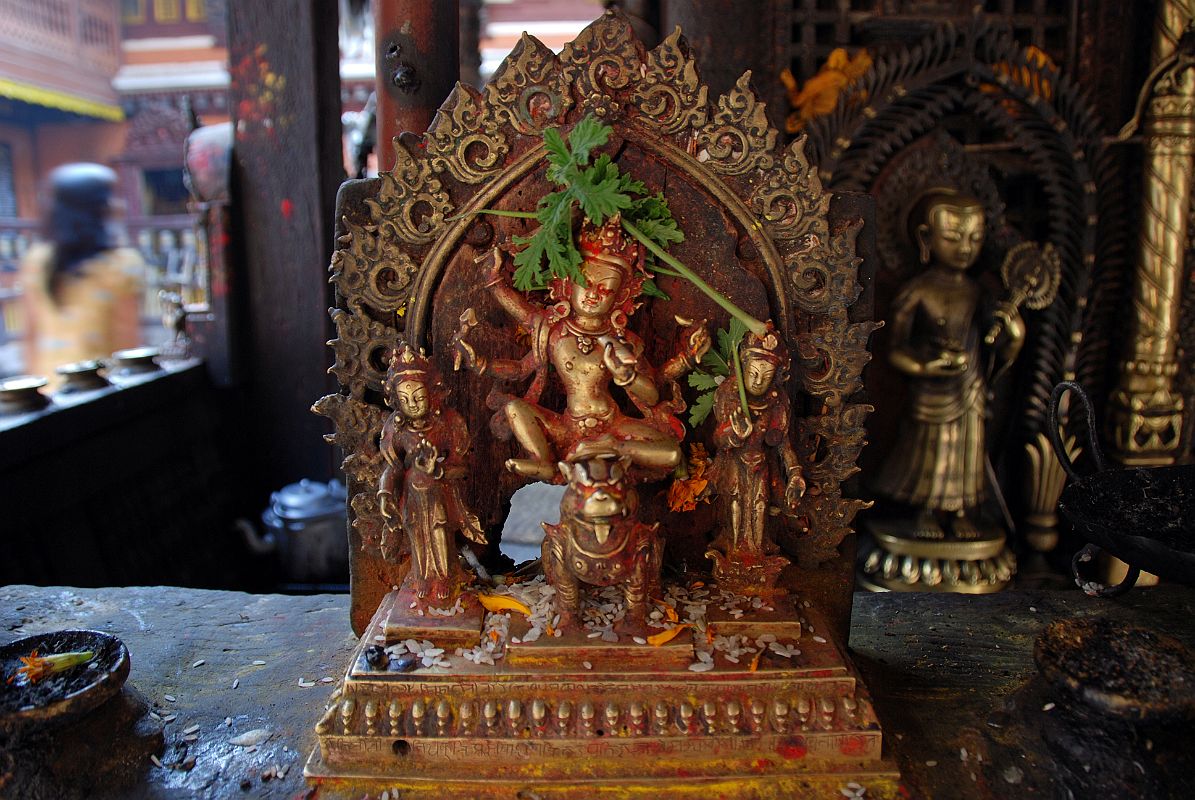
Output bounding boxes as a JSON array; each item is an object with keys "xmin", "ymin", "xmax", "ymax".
[{"xmin": 248, "ymin": 479, "xmax": 349, "ymax": 585}]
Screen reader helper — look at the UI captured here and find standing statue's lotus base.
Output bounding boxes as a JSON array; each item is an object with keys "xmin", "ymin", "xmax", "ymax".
[
  {"xmin": 706, "ymin": 548, "xmax": 791, "ymax": 597},
  {"xmin": 858, "ymin": 517, "xmax": 1016, "ymax": 593},
  {"xmin": 304, "ymin": 580, "xmax": 901, "ymax": 799}
]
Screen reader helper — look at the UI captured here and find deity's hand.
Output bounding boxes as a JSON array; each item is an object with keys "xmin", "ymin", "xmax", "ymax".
[
  {"xmin": 927, "ymin": 350, "xmax": 968, "ymax": 375},
  {"xmin": 675, "ymin": 316, "xmax": 712, "ymax": 366},
  {"xmin": 729, "ymin": 406, "xmax": 754, "ymax": 441},
  {"xmin": 481, "ymin": 247, "xmax": 505, "ymax": 287},
  {"xmin": 451, "ymin": 308, "xmax": 487, "ymax": 374},
  {"xmin": 604, "ymin": 340, "xmax": 638, "ymax": 386},
  {"xmin": 984, "ymin": 301, "xmax": 1024, "ymax": 346},
  {"xmin": 412, "ymin": 439, "xmax": 443, "ymax": 477},
  {"xmin": 784, "ymin": 470, "xmax": 806, "ymax": 509}
]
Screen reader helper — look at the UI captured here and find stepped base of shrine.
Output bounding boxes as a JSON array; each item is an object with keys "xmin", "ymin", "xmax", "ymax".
[{"xmin": 306, "ymin": 587, "xmax": 901, "ymax": 798}]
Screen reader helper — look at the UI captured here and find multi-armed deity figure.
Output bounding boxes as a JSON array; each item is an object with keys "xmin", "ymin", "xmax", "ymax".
[
  {"xmin": 706, "ymin": 327, "xmax": 806, "ymax": 594},
  {"xmin": 457, "ymin": 215, "xmax": 710, "ymax": 483},
  {"xmin": 454, "ymin": 214, "xmax": 710, "ymax": 630},
  {"xmin": 871, "ymin": 189, "xmax": 1024, "ymax": 539},
  {"xmin": 377, "ymin": 343, "xmax": 487, "ymax": 605}
]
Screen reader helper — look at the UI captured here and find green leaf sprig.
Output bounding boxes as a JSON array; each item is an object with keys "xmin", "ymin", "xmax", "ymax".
[
  {"xmin": 458, "ymin": 115, "xmax": 766, "ymax": 337},
  {"xmin": 686, "ymin": 318, "xmax": 750, "ymax": 426},
  {"xmin": 510, "ymin": 115, "xmax": 683, "ymax": 293}
]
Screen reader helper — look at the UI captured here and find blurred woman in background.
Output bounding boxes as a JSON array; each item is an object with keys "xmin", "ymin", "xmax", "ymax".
[{"xmin": 21, "ymin": 163, "xmax": 144, "ymax": 386}]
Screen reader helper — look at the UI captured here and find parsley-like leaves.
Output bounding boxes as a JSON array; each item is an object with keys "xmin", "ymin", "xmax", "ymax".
[
  {"xmin": 686, "ymin": 318, "xmax": 749, "ymax": 426},
  {"xmin": 512, "ymin": 115, "xmax": 683, "ymax": 293}
]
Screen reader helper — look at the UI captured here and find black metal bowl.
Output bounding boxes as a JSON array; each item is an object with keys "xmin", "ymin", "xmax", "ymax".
[
  {"xmin": 0, "ymin": 630, "xmax": 130, "ymax": 733},
  {"xmin": 1058, "ymin": 463, "xmax": 1195, "ymax": 586},
  {"xmin": 1050, "ymin": 382, "xmax": 1195, "ymax": 596}
]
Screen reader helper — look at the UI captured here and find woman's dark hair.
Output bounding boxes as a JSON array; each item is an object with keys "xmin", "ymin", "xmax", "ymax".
[{"xmin": 42, "ymin": 163, "xmax": 117, "ymax": 303}]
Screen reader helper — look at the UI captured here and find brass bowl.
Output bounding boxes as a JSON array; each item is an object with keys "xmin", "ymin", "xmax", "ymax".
[
  {"xmin": 55, "ymin": 360, "xmax": 110, "ymax": 394},
  {"xmin": 0, "ymin": 375, "xmax": 49, "ymax": 415},
  {"xmin": 108, "ymin": 346, "xmax": 162, "ymax": 377}
]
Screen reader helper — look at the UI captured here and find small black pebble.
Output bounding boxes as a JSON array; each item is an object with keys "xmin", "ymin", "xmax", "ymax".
[
  {"xmin": 364, "ymin": 644, "xmax": 388, "ymax": 670},
  {"xmin": 240, "ymin": 778, "xmax": 252, "ymax": 791},
  {"xmin": 390, "ymin": 653, "xmax": 418, "ymax": 672}
]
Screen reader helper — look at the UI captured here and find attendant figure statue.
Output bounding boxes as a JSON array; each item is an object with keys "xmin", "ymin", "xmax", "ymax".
[
  {"xmin": 455, "ymin": 215, "xmax": 709, "ymax": 483},
  {"xmin": 871, "ymin": 189, "xmax": 1024, "ymax": 539},
  {"xmin": 377, "ymin": 343, "xmax": 486, "ymax": 604},
  {"xmin": 706, "ymin": 327, "xmax": 805, "ymax": 594}
]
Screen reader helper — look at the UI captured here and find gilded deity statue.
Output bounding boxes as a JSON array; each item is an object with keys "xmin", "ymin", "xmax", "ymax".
[
  {"xmin": 871, "ymin": 189, "xmax": 1024, "ymax": 539},
  {"xmin": 455, "ymin": 215, "xmax": 710, "ymax": 484},
  {"xmin": 377, "ymin": 343, "xmax": 487, "ymax": 604},
  {"xmin": 706, "ymin": 328, "xmax": 805, "ymax": 594}
]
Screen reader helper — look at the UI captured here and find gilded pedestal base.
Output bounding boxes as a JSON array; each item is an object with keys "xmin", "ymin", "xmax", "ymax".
[
  {"xmin": 383, "ymin": 587, "xmax": 486, "ymax": 649},
  {"xmin": 858, "ymin": 519, "xmax": 1016, "ymax": 593},
  {"xmin": 306, "ymin": 588, "xmax": 901, "ymax": 798}
]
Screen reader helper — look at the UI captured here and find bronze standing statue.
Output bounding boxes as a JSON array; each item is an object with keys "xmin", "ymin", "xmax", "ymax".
[
  {"xmin": 871, "ymin": 189, "xmax": 1024, "ymax": 539},
  {"xmin": 706, "ymin": 328, "xmax": 805, "ymax": 594},
  {"xmin": 377, "ymin": 343, "xmax": 486, "ymax": 605}
]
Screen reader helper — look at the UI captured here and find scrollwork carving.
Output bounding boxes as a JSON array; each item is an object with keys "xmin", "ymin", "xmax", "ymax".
[
  {"xmin": 787, "ymin": 220, "xmax": 863, "ymax": 316},
  {"xmin": 796, "ymin": 319, "xmax": 880, "ymax": 409},
  {"xmin": 696, "ymin": 73, "xmax": 775, "ymax": 176},
  {"xmin": 484, "ymin": 33, "xmax": 572, "ymax": 134},
  {"xmin": 366, "ymin": 142, "xmax": 453, "ymax": 246},
  {"xmin": 632, "ymin": 28, "xmax": 708, "ymax": 136},
  {"xmin": 559, "ymin": 13, "xmax": 640, "ymax": 120},
  {"xmin": 331, "ymin": 223, "xmax": 420, "ymax": 316},
  {"xmin": 311, "ymin": 393, "xmax": 385, "ymax": 481},
  {"xmin": 426, "ymin": 83, "xmax": 509, "ymax": 185},
  {"xmin": 327, "ymin": 307, "xmax": 401, "ymax": 396},
  {"xmin": 750, "ymin": 139, "xmax": 827, "ymax": 242}
]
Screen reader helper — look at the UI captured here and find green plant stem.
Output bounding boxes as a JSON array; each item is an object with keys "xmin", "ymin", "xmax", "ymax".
[
  {"xmin": 621, "ymin": 219, "xmax": 767, "ymax": 337},
  {"xmin": 445, "ymin": 208, "xmax": 539, "ymax": 222},
  {"xmin": 730, "ymin": 340, "xmax": 750, "ymax": 417}
]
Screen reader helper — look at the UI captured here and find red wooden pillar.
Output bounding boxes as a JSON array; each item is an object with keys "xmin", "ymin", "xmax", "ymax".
[{"xmin": 374, "ymin": 1, "xmax": 460, "ymax": 171}]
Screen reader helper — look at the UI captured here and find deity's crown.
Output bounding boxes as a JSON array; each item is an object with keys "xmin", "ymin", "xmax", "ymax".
[
  {"xmin": 578, "ymin": 215, "xmax": 642, "ymax": 272},
  {"xmin": 387, "ymin": 342, "xmax": 433, "ymax": 382},
  {"xmin": 741, "ymin": 326, "xmax": 785, "ymax": 364}
]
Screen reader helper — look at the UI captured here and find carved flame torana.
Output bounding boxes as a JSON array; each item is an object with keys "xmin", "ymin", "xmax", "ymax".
[{"xmin": 317, "ymin": 12, "xmax": 876, "ymax": 615}]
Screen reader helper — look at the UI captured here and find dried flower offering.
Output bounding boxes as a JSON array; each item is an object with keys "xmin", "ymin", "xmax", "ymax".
[{"xmin": 6, "ymin": 649, "xmax": 94, "ymax": 686}]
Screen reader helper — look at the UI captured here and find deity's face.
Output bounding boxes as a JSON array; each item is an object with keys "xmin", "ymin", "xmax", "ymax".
[
  {"xmin": 570, "ymin": 259, "xmax": 623, "ymax": 319},
  {"xmin": 920, "ymin": 205, "xmax": 984, "ymax": 271},
  {"xmin": 396, "ymin": 379, "xmax": 430, "ymax": 419},
  {"xmin": 744, "ymin": 357, "xmax": 777, "ymax": 397}
]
